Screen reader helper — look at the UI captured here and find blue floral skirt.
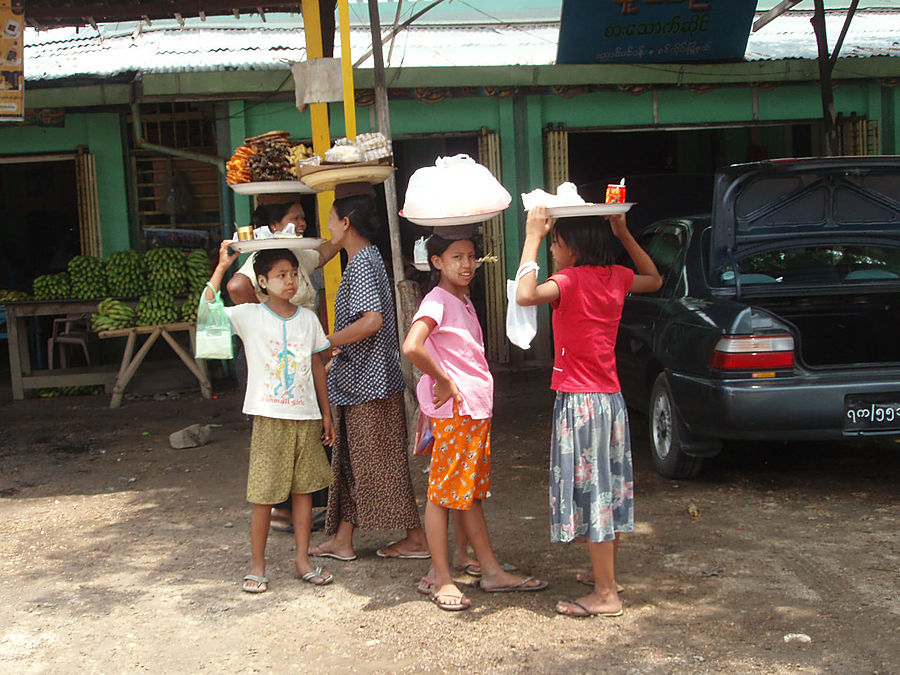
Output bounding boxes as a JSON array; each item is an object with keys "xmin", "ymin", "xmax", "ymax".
[{"xmin": 549, "ymin": 391, "xmax": 634, "ymax": 544}]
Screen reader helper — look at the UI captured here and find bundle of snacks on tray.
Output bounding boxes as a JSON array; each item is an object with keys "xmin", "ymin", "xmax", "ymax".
[
  {"xmin": 323, "ymin": 132, "xmax": 392, "ymax": 164},
  {"xmin": 402, "ymin": 154, "xmax": 510, "ymax": 219},
  {"xmin": 91, "ymin": 298, "xmax": 137, "ymax": 331},
  {"xmin": 521, "ymin": 182, "xmax": 586, "ymax": 210},
  {"xmin": 356, "ymin": 132, "xmax": 392, "ymax": 162},
  {"xmin": 324, "ymin": 137, "xmax": 363, "ymax": 163},
  {"xmin": 289, "ymin": 142, "xmax": 318, "ymax": 176},
  {"xmin": 246, "ymin": 130, "xmax": 294, "ymax": 182},
  {"xmin": 225, "ymin": 145, "xmax": 255, "ymax": 184}
]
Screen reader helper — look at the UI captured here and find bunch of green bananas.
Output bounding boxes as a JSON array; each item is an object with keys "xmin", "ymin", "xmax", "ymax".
[
  {"xmin": 0, "ymin": 289, "xmax": 30, "ymax": 303},
  {"xmin": 91, "ymin": 297, "xmax": 137, "ymax": 332},
  {"xmin": 181, "ymin": 288, "xmax": 203, "ymax": 322},
  {"xmin": 136, "ymin": 291, "xmax": 179, "ymax": 326},
  {"xmin": 33, "ymin": 273, "xmax": 71, "ymax": 301},
  {"xmin": 68, "ymin": 255, "xmax": 108, "ymax": 300},
  {"xmin": 106, "ymin": 250, "xmax": 149, "ymax": 299},
  {"xmin": 186, "ymin": 249, "xmax": 212, "ymax": 294},
  {"xmin": 145, "ymin": 247, "xmax": 187, "ymax": 296}
]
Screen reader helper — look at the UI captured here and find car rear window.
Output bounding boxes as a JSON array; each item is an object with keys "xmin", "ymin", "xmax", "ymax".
[{"xmin": 715, "ymin": 245, "xmax": 900, "ymax": 287}]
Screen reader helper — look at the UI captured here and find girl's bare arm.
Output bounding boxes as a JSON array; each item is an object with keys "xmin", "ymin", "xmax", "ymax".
[
  {"xmin": 402, "ymin": 318, "xmax": 461, "ymax": 408},
  {"xmin": 516, "ymin": 205, "xmax": 561, "ymax": 307},
  {"xmin": 608, "ymin": 214, "xmax": 663, "ymax": 293}
]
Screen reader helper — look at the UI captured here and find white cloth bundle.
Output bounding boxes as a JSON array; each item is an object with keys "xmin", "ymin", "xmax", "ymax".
[
  {"xmin": 521, "ymin": 182, "xmax": 586, "ymax": 210},
  {"xmin": 403, "ymin": 154, "xmax": 511, "ymax": 219}
]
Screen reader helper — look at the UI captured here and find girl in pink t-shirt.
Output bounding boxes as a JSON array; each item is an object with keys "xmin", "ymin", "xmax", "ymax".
[
  {"xmin": 402, "ymin": 232, "xmax": 548, "ymax": 611},
  {"xmin": 516, "ymin": 206, "xmax": 662, "ymax": 618}
]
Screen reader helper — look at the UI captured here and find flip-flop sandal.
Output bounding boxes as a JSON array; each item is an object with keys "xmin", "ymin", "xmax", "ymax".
[
  {"xmin": 453, "ymin": 562, "xmax": 482, "ymax": 577},
  {"xmin": 376, "ymin": 542, "xmax": 431, "ymax": 559},
  {"xmin": 300, "ymin": 566, "xmax": 334, "ymax": 586},
  {"xmin": 478, "ymin": 576, "xmax": 549, "ymax": 593},
  {"xmin": 429, "ymin": 591, "xmax": 470, "ymax": 611},
  {"xmin": 556, "ymin": 599, "xmax": 623, "ymax": 618},
  {"xmin": 416, "ymin": 576, "xmax": 435, "ymax": 595},
  {"xmin": 242, "ymin": 574, "xmax": 269, "ymax": 593},
  {"xmin": 309, "ymin": 549, "xmax": 358, "ymax": 562},
  {"xmin": 271, "ymin": 522, "xmax": 294, "ymax": 533},
  {"xmin": 575, "ymin": 573, "xmax": 625, "ymax": 593}
]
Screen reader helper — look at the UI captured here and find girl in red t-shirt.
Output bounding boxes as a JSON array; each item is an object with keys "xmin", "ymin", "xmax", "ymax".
[{"xmin": 516, "ymin": 205, "xmax": 662, "ymax": 618}]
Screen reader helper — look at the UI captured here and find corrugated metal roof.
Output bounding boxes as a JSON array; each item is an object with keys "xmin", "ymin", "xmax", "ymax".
[{"xmin": 22, "ymin": 10, "xmax": 900, "ymax": 82}]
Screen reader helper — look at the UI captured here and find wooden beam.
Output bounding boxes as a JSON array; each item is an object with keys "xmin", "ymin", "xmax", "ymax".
[{"xmin": 752, "ymin": 0, "xmax": 803, "ymax": 32}]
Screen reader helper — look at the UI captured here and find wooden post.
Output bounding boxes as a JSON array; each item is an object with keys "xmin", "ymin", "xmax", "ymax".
[
  {"xmin": 302, "ymin": 0, "xmax": 339, "ymax": 331},
  {"xmin": 366, "ymin": 0, "xmax": 406, "ymax": 336}
]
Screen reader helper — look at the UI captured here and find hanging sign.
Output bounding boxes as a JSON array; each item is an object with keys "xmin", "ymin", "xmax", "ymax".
[
  {"xmin": 557, "ymin": 0, "xmax": 757, "ymax": 65},
  {"xmin": 0, "ymin": 0, "xmax": 24, "ymax": 121}
]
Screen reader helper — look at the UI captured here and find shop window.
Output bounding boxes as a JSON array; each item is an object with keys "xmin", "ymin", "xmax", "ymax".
[{"xmin": 128, "ymin": 103, "xmax": 222, "ymax": 250}]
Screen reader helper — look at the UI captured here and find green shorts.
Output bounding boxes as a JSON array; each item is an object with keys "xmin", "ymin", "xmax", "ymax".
[{"xmin": 246, "ymin": 416, "xmax": 333, "ymax": 505}]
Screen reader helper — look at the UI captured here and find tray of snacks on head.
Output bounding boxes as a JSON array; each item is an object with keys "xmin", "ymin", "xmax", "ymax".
[
  {"xmin": 298, "ymin": 133, "xmax": 395, "ymax": 192},
  {"xmin": 400, "ymin": 154, "xmax": 511, "ymax": 227},
  {"xmin": 226, "ymin": 131, "xmax": 322, "ymax": 194},
  {"xmin": 521, "ymin": 182, "xmax": 633, "ymax": 218},
  {"xmin": 228, "ymin": 237, "xmax": 324, "ymax": 254}
]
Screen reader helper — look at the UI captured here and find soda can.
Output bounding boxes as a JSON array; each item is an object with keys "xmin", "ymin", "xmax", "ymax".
[{"xmin": 605, "ymin": 183, "xmax": 626, "ymax": 204}]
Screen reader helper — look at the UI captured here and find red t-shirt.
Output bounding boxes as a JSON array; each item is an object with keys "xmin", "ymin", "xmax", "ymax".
[{"xmin": 549, "ymin": 264, "xmax": 635, "ymax": 393}]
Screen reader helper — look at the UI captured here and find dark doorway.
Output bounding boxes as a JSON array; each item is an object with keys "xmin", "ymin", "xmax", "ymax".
[
  {"xmin": 0, "ymin": 158, "xmax": 79, "ymax": 291},
  {"xmin": 567, "ymin": 123, "xmax": 817, "ymax": 233}
]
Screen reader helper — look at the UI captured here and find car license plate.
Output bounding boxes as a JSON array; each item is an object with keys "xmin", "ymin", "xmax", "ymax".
[{"xmin": 844, "ymin": 396, "xmax": 900, "ymax": 431}]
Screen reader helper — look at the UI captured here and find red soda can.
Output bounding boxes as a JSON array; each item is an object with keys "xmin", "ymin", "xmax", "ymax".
[{"xmin": 605, "ymin": 182, "xmax": 626, "ymax": 204}]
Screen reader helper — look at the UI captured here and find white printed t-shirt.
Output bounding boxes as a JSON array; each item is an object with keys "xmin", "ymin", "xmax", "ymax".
[{"xmin": 225, "ymin": 303, "xmax": 330, "ymax": 419}]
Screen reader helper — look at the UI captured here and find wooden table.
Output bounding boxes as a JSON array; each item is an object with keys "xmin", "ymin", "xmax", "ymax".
[
  {"xmin": 98, "ymin": 322, "xmax": 212, "ymax": 408},
  {"xmin": 4, "ymin": 300, "xmax": 116, "ymax": 400}
]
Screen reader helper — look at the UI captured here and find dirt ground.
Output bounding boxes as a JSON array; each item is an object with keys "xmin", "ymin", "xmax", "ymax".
[{"xmin": 1, "ymin": 367, "xmax": 898, "ymax": 674}]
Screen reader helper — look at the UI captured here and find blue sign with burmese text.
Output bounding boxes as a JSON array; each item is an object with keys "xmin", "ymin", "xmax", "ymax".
[{"xmin": 557, "ymin": 0, "xmax": 757, "ymax": 64}]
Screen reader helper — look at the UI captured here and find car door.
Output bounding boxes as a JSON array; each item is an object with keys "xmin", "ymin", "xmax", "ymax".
[{"xmin": 616, "ymin": 222, "xmax": 688, "ymax": 412}]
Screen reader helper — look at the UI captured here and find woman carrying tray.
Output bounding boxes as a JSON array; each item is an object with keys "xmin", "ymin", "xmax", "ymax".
[
  {"xmin": 309, "ymin": 182, "xmax": 429, "ymax": 562},
  {"xmin": 227, "ymin": 201, "xmax": 338, "ymax": 315}
]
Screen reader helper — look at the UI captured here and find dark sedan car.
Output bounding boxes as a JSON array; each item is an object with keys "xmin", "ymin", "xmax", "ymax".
[{"xmin": 615, "ymin": 157, "xmax": 900, "ymax": 478}]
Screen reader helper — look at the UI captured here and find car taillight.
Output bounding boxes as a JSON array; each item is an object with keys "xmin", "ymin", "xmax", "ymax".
[{"xmin": 709, "ymin": 334, "xmax": 795, "ymax": 370}]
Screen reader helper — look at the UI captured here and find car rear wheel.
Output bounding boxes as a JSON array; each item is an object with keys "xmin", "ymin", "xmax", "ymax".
[{"xmin": 649, "ymin": 373, "xmax": 704, "ymax": 479}]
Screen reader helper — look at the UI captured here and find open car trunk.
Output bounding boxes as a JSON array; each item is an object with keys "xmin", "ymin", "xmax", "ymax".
[{"xmin": 750, "ymin": 291, "xmax": 900, "ymax": 368}]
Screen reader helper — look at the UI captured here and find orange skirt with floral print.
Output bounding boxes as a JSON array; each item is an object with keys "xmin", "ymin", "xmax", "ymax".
[{"xmin": 427, "ymin": 408, "xmax": 492, "ymax": 510}]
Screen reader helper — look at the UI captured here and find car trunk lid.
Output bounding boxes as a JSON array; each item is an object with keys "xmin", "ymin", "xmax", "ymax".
[{"xmin": 709, "ymin": 157, "xmax": 900, "ymax": 275}]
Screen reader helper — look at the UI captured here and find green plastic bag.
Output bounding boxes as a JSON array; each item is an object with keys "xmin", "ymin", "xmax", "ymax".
[{"xmin": 195, "ymin": 283, "xmax": 233, "ymax": 359}]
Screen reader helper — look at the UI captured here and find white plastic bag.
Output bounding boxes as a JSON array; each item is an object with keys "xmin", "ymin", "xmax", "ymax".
[
  {"xmin": 195, "ymin": 284, "xmax": 234, "ymax": 359},
  {"xmin": 506, "ymin": 262, "xmax": 539, "ymax": 350}
]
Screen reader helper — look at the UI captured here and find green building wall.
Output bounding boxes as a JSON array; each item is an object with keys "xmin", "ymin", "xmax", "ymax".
[
  {"xmin": 0, "ymin": 112, "xmax": 130, "ymax": 255},
  {"xmin": 5, "ymin": 73, "xmax": 898, "ymax": 265}
]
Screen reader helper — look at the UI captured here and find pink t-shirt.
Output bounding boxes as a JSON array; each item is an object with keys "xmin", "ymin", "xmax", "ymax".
[
  {"xmin": 549, "ymin": 264, "xmax": 634, "ymax": 393},
  {"xmin": 412, "ymin": 286, "xmax": 493, "ymax": 419}
]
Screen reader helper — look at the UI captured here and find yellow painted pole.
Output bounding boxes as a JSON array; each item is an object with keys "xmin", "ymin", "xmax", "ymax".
[
  {"xmin": 301, "ymin": 0, "xmax": 339, "ymax": 332},
  {"xmin": 337, "ymin": 0, "xmax": 357, "ymax": 140}
]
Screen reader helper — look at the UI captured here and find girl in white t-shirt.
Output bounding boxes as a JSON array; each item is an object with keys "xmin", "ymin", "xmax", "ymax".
[
  {"xmin": 207, "ymin": 240, "xmax": 337, "ymax": 594},
  {"xmin": 402, "ymin": 232, "xmax": 548, "ymax": 611}
]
